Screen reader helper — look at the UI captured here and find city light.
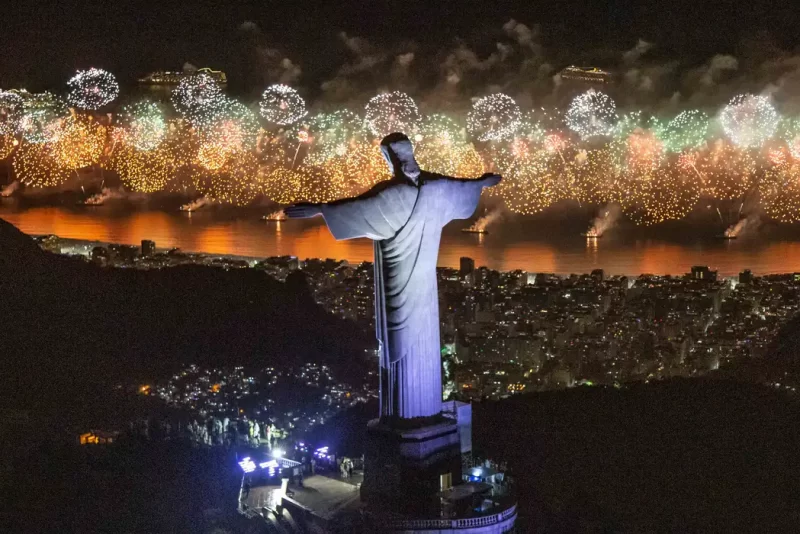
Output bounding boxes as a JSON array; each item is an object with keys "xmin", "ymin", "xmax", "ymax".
[{"xmin": 238, "ymin": 457, "xmax": 256, "ymax": 473}]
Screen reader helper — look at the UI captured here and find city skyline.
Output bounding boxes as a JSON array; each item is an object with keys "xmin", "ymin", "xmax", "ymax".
[{"xmin": 33, "ymin": 229, "xmax": 800, "ymax": 397}]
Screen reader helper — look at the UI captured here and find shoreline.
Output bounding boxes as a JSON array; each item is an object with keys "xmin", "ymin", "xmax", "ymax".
[{"xmin": 39, "ymin": 233, "xmax": 799, "ymax": 280}]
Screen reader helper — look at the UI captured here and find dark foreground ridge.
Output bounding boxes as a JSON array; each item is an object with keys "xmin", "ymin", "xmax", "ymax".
[
  {"xmin": 0, "ymin": 218, "xmax": 372, "ymax": 424},
  {"xmin": 474, "ymin": 378, "xmax": 800, "ymax": 533}
]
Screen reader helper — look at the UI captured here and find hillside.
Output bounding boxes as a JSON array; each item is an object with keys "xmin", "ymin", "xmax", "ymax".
[
  {"xmin": 0, "ymin": 218, "xmax": 372, "ymax": 424},
  {"xmin": 474, "ymin": 379, "xmax": 800, "ymax": 533}
]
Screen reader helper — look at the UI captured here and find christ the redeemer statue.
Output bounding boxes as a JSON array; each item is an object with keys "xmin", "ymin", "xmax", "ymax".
[{"xmin": 286, "ymin": 133, "xmax": 501, "ymax": 420}]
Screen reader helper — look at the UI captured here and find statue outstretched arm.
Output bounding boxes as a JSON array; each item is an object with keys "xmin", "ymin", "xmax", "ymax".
[
  {"xmin": 284, "ymin": 203, "xmax": 322, "ymax": 219},
  {"xmin": 431, "ymin": 173, "xmax": 502, "ymax": 222},
  {"xmin": 286, "ymin": 181, "xmax": 417, "ymax": 241},
  {"xmin": 457, "ymin": 173, "xmax": 501, "ymax": 187}
]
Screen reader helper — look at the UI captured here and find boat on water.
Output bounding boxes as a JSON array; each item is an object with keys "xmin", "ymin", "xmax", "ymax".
[{"xmin": 261, "ymin": 211, "xmax": 287, "ymax": 222}]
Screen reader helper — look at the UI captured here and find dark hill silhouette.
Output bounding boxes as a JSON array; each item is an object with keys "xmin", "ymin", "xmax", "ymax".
[
  {"xmin": 474, "ymin": 379, "xmax": 800, "ymax": 533},
  {"xmin": 765, "ymin": 312, "xmax": 800, "ymax": 375},
  {"xmin": 705, "ymin": 313, "xmax": 800, "ymax": 388},
  {"xmin": 0, "ymin": 218, "xmax": 372, "ymax": 423}
]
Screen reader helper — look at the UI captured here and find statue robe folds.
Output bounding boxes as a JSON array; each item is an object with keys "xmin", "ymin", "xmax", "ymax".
[{"xmin": 321, "ymin": 174, "xmax": 485, "ymax": 419}]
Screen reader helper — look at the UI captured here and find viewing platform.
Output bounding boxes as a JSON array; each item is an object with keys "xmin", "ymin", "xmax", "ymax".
[{"xmin": 242, "ymin": 470, "xmax": 516, "ymax": 533}]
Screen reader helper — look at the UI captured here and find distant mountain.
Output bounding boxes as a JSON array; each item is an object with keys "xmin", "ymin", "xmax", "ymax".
[{"xmin": 0, "ymin": 218, "xmax": 373, "ymax": 423}]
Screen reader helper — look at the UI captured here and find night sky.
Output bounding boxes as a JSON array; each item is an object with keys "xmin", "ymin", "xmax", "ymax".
[{"xmin": 2, "ymin": 0, "xmax": 799, "ymax": 106}]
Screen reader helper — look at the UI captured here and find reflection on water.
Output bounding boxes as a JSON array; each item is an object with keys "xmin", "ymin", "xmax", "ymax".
[{"xmin": 3, "ymin": 205, "xmax": 800, "ymax": 276}]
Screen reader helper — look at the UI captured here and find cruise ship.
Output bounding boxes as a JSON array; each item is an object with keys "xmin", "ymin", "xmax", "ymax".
[
  {"xmin": 138, "ymin": 67, "xmax": 227, "ymax": 87},
  {"xmin": 560, "ymin": 65, "xmax": 612, "ymax": 85}
]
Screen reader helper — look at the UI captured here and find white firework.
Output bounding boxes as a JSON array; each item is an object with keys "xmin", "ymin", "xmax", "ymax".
[
  {"xmin": 720, "ymin": 94, "xmax": 780, "ymax": 148},
  {"xmin": 259, "ymin": 84, "xmax": 307, "ymax": 125},
  {"xmin": 565, "ymin": 89, "xmax": 617, "ymax": 140},
  {"xmin": 364, "ymin": 91, "xmax": 420, "ymax": 137},
  {"xmin": 66, "ymin": 68, "xmax": 120, "ymax": 110},
  {"xmin": 467, "ymin": 93, "xmax": 522, "ymax": 142},
  {"xmin": 171, "ymin": 73, "xmax": 226, "ymax": 125}
]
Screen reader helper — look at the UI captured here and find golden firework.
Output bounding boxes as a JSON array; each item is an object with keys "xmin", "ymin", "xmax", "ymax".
[
  {"xmin": 12, "ymin": 141, "xmax": 72, "ymax": 188},
  {"xmin": 51, "ymin": 113, "xmax": 107, "ymax": 170}
]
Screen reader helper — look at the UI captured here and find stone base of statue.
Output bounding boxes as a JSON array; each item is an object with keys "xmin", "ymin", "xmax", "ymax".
[
  {"xmin": 245, "ymin": 401, "xmax": 516, "ymax": 533},
  {"xmin": 361, "ymin": 416, "xmax": 462, "ymax": 515},
  {"xmin": 359, "ymin": 405, "xmax": 517, "ymax": 533}
]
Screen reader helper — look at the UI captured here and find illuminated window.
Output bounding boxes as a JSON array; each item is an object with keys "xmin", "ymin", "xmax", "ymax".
[{"xmin": 440, "ymin": 472, "xmax": 453, "ymax": 491}]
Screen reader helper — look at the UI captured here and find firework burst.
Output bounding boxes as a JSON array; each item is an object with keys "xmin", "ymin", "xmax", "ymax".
[
  {"xmin": 52, "ymin": 113, "xmax": 107, "ymax": 170},
  {"xmin": 118, "ymin": 101, "xmax": 167, "ymax": 152},
  {"xmin": 720, "ymin": 94, "xmax": 780, "ymax": 148},
  {"xmin": 66, "ymin": 68, "xmax": 119, "ymax": 110},
  {"xmin": 13, "ymin": 141, "xmax": 72, "ymax": 188},
  {"xmin": 467, "ymin": 93, "xmax": 522, "ymax": 142},
  {"xmin": 0, "ymin": 91, "xmax": 24, "ymax": 135},
  {"xmin": 566, "ymin": 89, "xmax": 617, "ymax": 140},
  {"xmin": 19, "ymin": 92, "xmax": 68, "ymax": 144},
  {"xmin": 364, "ymin": 91, "xmax": 420, "ymax": 138},
  {"xmin": 171, "ymin": 73, "xmax": 226, "ymax": 126},
  {"xmin": 663, "ymin": 110, "xmax": 709, "ymax": 152},
  {"xmin": 259, "ymin": 84, "xmax": 307, "ymax": 126}
]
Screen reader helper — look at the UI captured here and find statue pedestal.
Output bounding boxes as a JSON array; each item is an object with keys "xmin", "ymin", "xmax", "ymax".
[{"xmin": 361, "ymin": 418, "xmax": 462, "ymax": 515}]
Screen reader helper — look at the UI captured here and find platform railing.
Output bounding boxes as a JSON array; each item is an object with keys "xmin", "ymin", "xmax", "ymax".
[{"xmin": 388, "ymin": 503, "xmax": 517, "ymax": 530}]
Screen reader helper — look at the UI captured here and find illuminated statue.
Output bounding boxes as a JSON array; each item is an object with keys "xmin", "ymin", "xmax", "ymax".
[{"xmin": 286, "ymin": 133, "xmax": 500, "ymax": 419}]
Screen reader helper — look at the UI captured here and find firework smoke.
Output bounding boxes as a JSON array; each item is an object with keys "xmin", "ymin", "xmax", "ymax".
[
  {"xmin": 465, "ymin": 207, "xmax": 503, "ymax": 232},
  {"xmin": 83, "ymin": 187, "xmax": 146, "ymax": 205},
  {"xmin": 180, "ymin": 196, "xmax": 212, "ymax": 212},
  {"xmin": 1, "ymin": 180, "xmax": 20, "ymax": 197},
  {"xmin": 587, "ymin": 203, "xmax": 622, "ymax": 237},
  {"xmin": 724, "ymin": 214, "xmax": 761, "ymax": 238}
]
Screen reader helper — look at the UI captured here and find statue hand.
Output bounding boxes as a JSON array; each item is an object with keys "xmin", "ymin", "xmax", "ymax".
[
  {"xmin": 285, "ymin": 203, "xmax": 322, "ymax": 219},
  {"xmin": 480, "ymin": 173, "xmax": 502, "ymax": 187}
]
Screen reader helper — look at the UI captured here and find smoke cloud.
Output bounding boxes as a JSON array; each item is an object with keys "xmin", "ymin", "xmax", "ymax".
[
  {"xmin": 587, "ymin": 204, "xmax": 622, "ymax": 237},
  {"xmin": 180, "ymin": 197, "xmax": 212, "ymax": 212},
  {"xmin": 465, "ymin": 207, "xmax": 504, "ymax": 232},
  {"xmin": 724, "ymin": 214, "xmax": 762, "ymax": 238},
  {"xmin": 1, "ymin": 180, "xmax": 20, "ymax": 197},
  {"xmin": 239, "ymin": 20, "xmax": 302, "ymax": 88},
  {"xmin": 84, "ymin": 187, "xmax": 147, "ymax": 206},
  {"xmin": 273, "ymin": 18, "xmax": 800, "ymax": 115}
]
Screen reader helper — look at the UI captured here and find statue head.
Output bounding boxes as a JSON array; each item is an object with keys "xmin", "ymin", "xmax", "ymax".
[{"xmin": 380, "ymin": 132, "xmax": 421, "ymax": 185}]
